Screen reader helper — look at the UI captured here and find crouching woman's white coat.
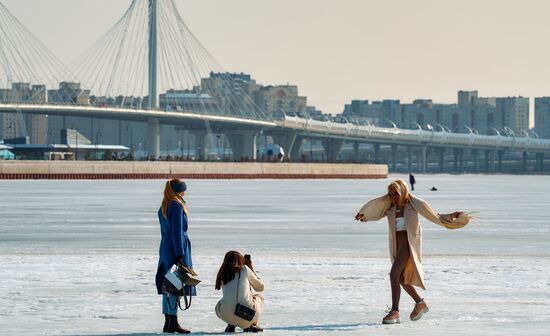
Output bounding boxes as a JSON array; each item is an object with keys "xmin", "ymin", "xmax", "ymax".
[{"xmin": 215, "ymin": 265, "xmax": 265, "ymax": 328}]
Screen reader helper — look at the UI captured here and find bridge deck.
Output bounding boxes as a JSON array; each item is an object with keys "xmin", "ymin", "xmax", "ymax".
[{"xmin": 2, "ymin": 103, "xmax": 550, "ymax": 153}]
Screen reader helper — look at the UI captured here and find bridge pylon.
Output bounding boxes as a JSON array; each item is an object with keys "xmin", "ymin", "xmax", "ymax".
[{"xmin": 147, "ymin": 0, "xmax": 160, "ymax": 158}]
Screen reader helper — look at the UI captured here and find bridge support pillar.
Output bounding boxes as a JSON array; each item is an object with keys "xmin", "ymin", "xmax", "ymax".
[
  {"xmin": 536, "ymin": 153, "xmax": 544, "ymax": 172},
  {"xmin": 353, "ymin": 142, "xmax": 360, "ymax": 163},
  {"xmin": 453, "ymin": 148, "xmax": 458, "ymax": 173},
  {"xmin": 453, "ymin": 148, "xmax": 464, "ymax": 172},
  {"xmin": 391, "ymin": 145, "xmax": 397, "ymax": 171},
  {"xmin": 226, "ymin": 131, "xmax": 258, "ymax": 161},
  {"xmin": 438, "ymin": 148, "xmax": 445, "ymax": 172},
  {"xmin": 321, "ymin": 138, "xmax": 344, "ymax": 162},
  {"xmin": 484, "ymin": 150, "xmax": 493, "ymax": 173},
  {"xmin": 272, "ymin": 131, "xmax": 300, "ymax": 162},
  {"xmin": 407, "ymin": 147, "xmax": 413, "ymax": 172},
  {"xmin": 421, "ymin": 146, "xmax": 427, "ymax": 173},
  {"xmin": 147, "ymin": 118, "xmax": 160, "ymax": 159},
  {"xmin": 416, "ymin": 148, "xmax": 422, "ymax": 171},
  {"xmin": 374, "ymin": 144, "xmax": 381, "ymax": 163},
  {"xmin": 497, "ymin": 151, "xmax": 504, "ymax": 172},
  {"xmin": 522, "ymin": 152, "xmax": 528, "ymax": 173},
  {"xmin": 192, "ymin": 130, "xmax": 209, "ymax": 161},
  {"xmin": 459, "ymin": 149, "xmax": 464, "ymax": 172},
  {"xmin": 472, "ymin": 149, "xmax": 479, "ymax": 172}
]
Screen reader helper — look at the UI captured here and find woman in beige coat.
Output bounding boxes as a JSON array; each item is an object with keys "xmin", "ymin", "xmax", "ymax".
[
  {"xmin": 215, "ymin": 251, "xmax": 265, "ymax": 333},
  {"xmin": 355, "ymin": 179, "xmax": 470, "ymax": 324}
]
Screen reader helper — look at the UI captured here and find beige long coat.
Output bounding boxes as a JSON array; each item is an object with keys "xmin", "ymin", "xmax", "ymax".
[
  {"xmin": 215, "ymin": 266, "xmax": 265, "ymax": 328},
  {"xmin": 358, "ymin": 194, "xmax": 471, "ymax": 289}
]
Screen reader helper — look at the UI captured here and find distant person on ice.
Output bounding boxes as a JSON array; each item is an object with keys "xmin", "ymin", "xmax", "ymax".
[
  {"xmin": 409, "ymin": 173, "xmax": 416, "ymax": 191},
  {"xmin": 155, "ymin": 179, "xmax": 195, "ymax": 334},
  {"xmin": 354, "ymin": 179, "xmax": 471, "ymax": 324},
  {"xmin": 215, "ymin": 251, "xmax": 265, "ymax": 333}
]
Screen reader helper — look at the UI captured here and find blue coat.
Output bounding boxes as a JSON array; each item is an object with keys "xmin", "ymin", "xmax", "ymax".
[{"xmin": 155, "ymin": 200, "xmax": 196, "ymax": 296}]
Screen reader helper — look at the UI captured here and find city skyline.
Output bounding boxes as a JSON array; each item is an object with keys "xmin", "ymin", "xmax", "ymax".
[{"xmin": 3, "ymin": 0, "xmax": 550, "ymax": 125}]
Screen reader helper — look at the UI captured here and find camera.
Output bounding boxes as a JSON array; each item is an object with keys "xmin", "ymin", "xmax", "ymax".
[{"xmin": 244, "ymin": 254, "xmax": 254, "ymax": 271}]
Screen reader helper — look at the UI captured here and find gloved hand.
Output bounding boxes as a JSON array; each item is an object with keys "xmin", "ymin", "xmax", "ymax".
[{"xmin": 176, "ymin": 255, "xmax": 185, "ymax": 268}]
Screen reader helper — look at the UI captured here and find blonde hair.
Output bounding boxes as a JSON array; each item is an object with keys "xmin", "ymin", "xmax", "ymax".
[
  {"xmin": 387, "ymin": 179, "xmax": 411, "ymax": 207},
  {"xmin": 161, "ymin": 179, "xmax": 186, "ymax": 218}
]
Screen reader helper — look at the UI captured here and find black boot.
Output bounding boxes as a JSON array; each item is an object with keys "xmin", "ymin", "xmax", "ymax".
[
  {"xmin": 224, "ymin": 324, "xmax": 236, "ymax": 332},
  {"xmin": 163, "ymin": 315, "xmax": 171, "ymax": 333},
  {"xmin": 172, "ymin": 315, "xmax": 190, "ymax": 334},
  {"xmin": 243, "ymin": 324, "xmax": 263, "ymax": 333}
]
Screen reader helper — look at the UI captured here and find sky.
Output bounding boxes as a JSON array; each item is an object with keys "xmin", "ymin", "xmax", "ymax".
[{"xmin": 3, "ymin": 0, "xmax": 550, "ymax": 123}]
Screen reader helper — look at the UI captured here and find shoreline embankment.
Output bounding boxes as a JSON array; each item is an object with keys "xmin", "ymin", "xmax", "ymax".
[{"xmin": 0, "ymin": 161, "xmax": 387, "ymax": 179}]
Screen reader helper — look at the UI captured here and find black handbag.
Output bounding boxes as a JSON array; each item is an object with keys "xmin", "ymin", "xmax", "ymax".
[{"xmin": 233, "ymin": 269, "xmax": 256, "ymax": 321}]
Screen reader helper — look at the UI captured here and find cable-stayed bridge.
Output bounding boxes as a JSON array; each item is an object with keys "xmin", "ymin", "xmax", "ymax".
[{"xmin": 0, "ymin": 0, "xmax": 549, "ymax": 172}]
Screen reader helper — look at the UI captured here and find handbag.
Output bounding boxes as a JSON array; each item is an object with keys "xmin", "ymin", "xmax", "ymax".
[
  {"xmin": 177, "ymin": 264, "xmax": 201, "ymax": 287},
  {"xmin": 163, "ymin": 264, "xmax": 201, "ymax": 311},
  {"xmin": 233, "ymin": 269, "xmax": 256, "ymax": 321}
]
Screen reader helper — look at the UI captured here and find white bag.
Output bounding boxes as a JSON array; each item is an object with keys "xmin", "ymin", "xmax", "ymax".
[{"xmin": 165, "ymin": 265, "xmax": 201, "ymax": 291}]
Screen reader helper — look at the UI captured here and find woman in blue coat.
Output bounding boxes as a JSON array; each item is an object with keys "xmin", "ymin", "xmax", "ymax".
[{"xmin": 155, "ymin": 179, "xmax": 195, "ymax": 334}]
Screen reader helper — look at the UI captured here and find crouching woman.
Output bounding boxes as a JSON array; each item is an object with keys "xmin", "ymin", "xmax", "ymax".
[{"xmin": 215, "ymin": 251, "xmax": 265, "ymax": 333}]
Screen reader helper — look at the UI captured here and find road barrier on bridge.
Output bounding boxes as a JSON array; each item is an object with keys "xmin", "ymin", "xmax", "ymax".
[{"xmin": 279, "ymin": 116, "xmax": 550, "ymax": 152}]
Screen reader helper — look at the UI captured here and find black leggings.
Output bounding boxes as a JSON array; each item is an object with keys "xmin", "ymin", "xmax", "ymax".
[{"xmin": 390, "ymin": 231, "xmax": 421, "ymax": 311}]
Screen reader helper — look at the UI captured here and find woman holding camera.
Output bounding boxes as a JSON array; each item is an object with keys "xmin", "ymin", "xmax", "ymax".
[
  {"xmin": 355, "ymin": 179, "xmax": 470, "ymax": 324},
  {"xmin": 155, "ymin": 179, "xmax": 195, "ymax": 334},
  {"xmin": 215, "ymin": 251, "xmax": 265, "ymax": 333}
]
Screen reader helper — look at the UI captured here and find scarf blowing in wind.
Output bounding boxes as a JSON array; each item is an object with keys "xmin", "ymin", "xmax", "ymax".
[{"xmin": 358, "ymin": 194, "xmax": 472, "ymax": 229}]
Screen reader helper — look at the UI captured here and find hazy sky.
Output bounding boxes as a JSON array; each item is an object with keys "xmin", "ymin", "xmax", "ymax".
[{"xmin": 3, "ymin": 0, "xmax": 550, "ymax": 119}]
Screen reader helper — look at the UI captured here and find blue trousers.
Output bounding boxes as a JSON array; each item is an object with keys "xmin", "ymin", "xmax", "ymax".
[{"xmin": 162, "ymin": 293, "xmax": 178, "ymax": 315}]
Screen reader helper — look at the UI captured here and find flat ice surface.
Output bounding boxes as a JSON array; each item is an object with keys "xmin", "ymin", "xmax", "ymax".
[{"xmin": 1, "ymin": 175, "xmax": 549, "ymax": 335}]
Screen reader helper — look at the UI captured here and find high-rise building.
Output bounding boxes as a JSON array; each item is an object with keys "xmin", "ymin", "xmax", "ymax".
[
  {"xmin": 472, "ymin": 97, "xmax": 497, "ymax": 134},
  {"xmin": 200, "ymin": 72, "xmax": 310, "ymax": 119},
  {"xmin": 0, "ymin": 83, "xmax": 47, "ymax": 143},
  {"xmin": 342, "ymin": 99, "xmax": 402, "ymax": 127},
  {"xmin": 47, "ymin": 82, "xmax": 90, "ymax": 105},
  {"xmin": 535, "ymin": 97, "xmax": 550, "ymax": 139},
  {"xmin": 454, "ymin": 92, "xmax": 528, "ymax": 135},
  {"xmin": 457, "ymin": 95, "xmax": 497, "ymax": 135},
  {"xmin": 434, "ymin": 104, "xmax": 460, "ymax": 132},
  {"xmin": 339, "ymin": 91, "xmax": 530, "ymax": 136},
  {"xmin": 495, "ymin": 97, "xmax": 529, "ymax": 134},
  {"xmin": 199, "ymin": 72, "xmax": 262, "ymax": 116},
  {"xmin": 253, "ymin": 85, "xmax": 307, "ymax": 119},
  {"xmin": 457, "ymin": 90, "xmax": 478, "ymax": 107},
  {"xmin": 403, "ymin": 99, "xmax": 434, "ymax": 129},
  {"xmin": 342, "ymin": 100, "xmax": 375, "ymax": 123}
]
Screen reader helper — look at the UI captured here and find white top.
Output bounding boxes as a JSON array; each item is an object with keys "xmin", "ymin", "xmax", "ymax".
[{"xmin": 396, "ymin": 216, "xmax": 407, "ymax": 231}]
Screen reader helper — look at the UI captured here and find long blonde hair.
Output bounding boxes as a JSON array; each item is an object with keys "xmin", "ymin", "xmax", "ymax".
[
  {"xmin": 161, "ymin": 179, "xmax": 186, "ymax": 218},
  {"xmin": 387, "ymin": 179, "xmax": 411, "ymax": 207}
]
